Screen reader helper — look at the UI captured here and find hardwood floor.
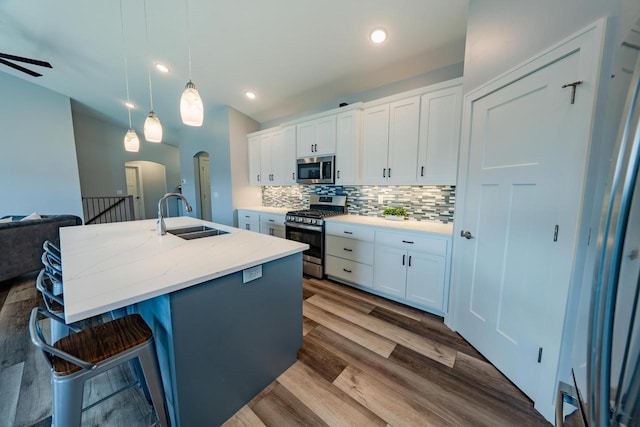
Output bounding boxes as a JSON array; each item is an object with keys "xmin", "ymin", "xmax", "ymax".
[{"xmin": 0, "ymin": 273, "xmax": 550, "ymax": 426}]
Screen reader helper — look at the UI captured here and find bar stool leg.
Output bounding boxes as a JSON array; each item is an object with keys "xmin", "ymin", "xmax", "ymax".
[
  {"xmin": 52, "ymin": 376, "xmax": 84, "ymax": 427},
  {"xmin": 138, "ymin": 344, "xmax": 169, "ymax": 427}
]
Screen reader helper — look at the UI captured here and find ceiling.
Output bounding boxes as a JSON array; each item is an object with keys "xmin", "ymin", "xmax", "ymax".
[{"xmin": 0, "ymin": 0, "xmax": 468, "ymax": 145}]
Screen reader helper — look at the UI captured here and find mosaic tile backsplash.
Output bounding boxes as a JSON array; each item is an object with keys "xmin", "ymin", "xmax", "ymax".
[{"xmin": 262, "ymin": 185, "xmax": 455, "ymax": 224}]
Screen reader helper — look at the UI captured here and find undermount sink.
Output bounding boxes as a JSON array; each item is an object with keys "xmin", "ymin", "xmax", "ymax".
[{"xmin": 167, "ymin": 225, "xmax": 229, "ymax": 240}]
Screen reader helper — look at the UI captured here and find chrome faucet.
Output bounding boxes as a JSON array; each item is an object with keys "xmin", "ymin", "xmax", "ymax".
[{"xmin": 158, "ymin": 193, "xmax": 193, "ymax": 235}]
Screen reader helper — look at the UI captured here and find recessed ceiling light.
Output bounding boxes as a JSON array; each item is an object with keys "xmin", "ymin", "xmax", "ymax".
[
  {"xmin": 125, "ymin": 101, "xmax": 135, "ymax": 109},
  {"xmin": 155, "ymin": 63, "xmax": 170, "ymax": 73},
  {"xmin": 370, "ymin": 28, "xmax": 388, "ymax": 44},
  {"xmin": 245, "ymin": 91, "xmax": 256, "ymax": 100}
]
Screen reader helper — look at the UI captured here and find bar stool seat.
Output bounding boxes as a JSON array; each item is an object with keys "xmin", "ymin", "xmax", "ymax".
[{"xmin": 29, "ymin": 307, "xmax": 169, "ymax": 427}]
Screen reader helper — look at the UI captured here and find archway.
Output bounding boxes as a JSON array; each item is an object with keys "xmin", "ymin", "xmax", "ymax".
[{"xmin": 193, "ymin": 152, "xmax": 212, "ymax": 221}]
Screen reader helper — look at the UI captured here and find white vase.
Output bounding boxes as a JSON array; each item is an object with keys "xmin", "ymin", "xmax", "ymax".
[{"xmin": 384, "ymin": 215, "xmax": 406, "ymax": 221}]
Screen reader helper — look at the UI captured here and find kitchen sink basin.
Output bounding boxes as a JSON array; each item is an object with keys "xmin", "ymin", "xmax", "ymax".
[{"xmin": 167, "ymin": 225, "xmax": 229, "ymax": 240}]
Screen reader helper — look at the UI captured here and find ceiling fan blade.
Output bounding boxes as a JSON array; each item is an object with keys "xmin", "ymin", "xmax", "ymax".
[
  {"xmin": 0, "ymin": 58, "xmax": 42, "ymax": 77},
  {"xmin": 0, "ymin": 53, "xmax": 52, "ymax": 69}
]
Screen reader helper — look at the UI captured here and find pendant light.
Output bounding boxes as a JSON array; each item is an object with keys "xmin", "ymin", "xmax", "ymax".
[
  {"xmin": 119, "ymin": 0, "xmax": 139, "ymax": 152},
  {"xmin": 180, "ymin": 0, "xmax": 204, "ymax": 126},
  {"xmin": 142, "ymin": 0, "xmax": 162, "ymax": 142}
]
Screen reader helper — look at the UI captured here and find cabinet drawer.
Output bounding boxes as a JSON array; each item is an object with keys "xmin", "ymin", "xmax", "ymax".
[
  {"xmin": 260, "ymin": 223, "xmax": 285, "ymax": 238},
  {"xmin": 325, "ymin": 222, "xmax": 374, "ymax": 242},
  {"xmin": 238, "ymin": 220, "xmax": 259, "ymax": 232},
  {"xmin": 238, "ymin": 210, "xmax": 260, "ymax": 222},
  {"xmin": 325, "ymin": 255, "xmax": 373, "ymax": 288},
  {"xmin": 259, "ymin": 213, "xmax": 286, "ymax": 226},
  {"xmin": 326, "ymin": 236, "xmax": 374, "ymax": 265},
  {"xmin": 375, "ymin": 230, "xmax": 447, "ymax": 256}
]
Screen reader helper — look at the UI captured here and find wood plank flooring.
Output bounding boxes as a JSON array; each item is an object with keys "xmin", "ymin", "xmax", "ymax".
[{"xmin": 0, "ymin": 273, "xmax": 551, "ymax": 426}]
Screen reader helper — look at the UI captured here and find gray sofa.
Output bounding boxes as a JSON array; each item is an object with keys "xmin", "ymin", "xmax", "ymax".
[{"xmin": 0, "ymin": 214, "xmax": 82, "ymax": 283}]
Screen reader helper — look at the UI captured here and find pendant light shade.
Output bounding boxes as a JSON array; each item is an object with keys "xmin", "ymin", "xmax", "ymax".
[
  {"xmin": 144, "ymin": 111, "xmax": 163, "ymax": 142},
  {"xmin": 124, "ymin": 128, "xmax": 140, "ymax": 152},
  {"xmin": 180, "ymin": 80, "xmax": 204, "ymax": 126}
]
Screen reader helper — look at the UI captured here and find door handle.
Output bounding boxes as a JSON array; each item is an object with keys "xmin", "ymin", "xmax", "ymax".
[{"xmin": 460, "ymin": 230, "xmax": 473, "ymax": 239}]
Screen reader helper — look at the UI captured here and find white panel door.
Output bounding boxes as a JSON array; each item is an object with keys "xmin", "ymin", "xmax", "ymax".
[
  {"xmin": 454, "ymin": 50, "xmax": 592, "ymax": 399},
  {"xmin": 387, "ymin": 96, "xmax": 420, "ymax": 184},
  {"xmin": 361, "ymin": 104, "xmax": 390, "ymax": 184},
  {"xmin": 296, "ymin": 121, "xmax": 315, "ymax": 158}
]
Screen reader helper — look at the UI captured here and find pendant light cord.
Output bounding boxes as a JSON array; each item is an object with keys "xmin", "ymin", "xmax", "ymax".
[
  {"xmin": 143, "ymin": 0, "xmax": 154, "ymax": 110},
  {"xmin": 119, "ymin": 0, "xmax": 133, "ymax": 128},
  {"xmin": 185, "ymin": 0, "xmax": 192, "ymax": 80}
]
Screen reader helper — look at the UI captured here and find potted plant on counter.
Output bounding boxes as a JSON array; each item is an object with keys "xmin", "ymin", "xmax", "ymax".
[{"xmin": 382, "ymin": 207, "xmax": 408, "ymax": 221}]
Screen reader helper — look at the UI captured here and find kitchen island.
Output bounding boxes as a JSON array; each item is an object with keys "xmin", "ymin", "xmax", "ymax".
[{"xmin": 60, "ymin": 216, "xmax": 308, "ymax": 426}]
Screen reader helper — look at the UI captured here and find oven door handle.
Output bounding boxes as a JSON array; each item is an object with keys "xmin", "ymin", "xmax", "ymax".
[{"xmin": 285, "ymin": 222, "xmax": 323, "ymax": 232}]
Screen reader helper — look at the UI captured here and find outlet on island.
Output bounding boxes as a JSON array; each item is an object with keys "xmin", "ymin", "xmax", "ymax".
[{"xmin": 243, "ymin": 265, "xmax": 262, "ymax": 283}]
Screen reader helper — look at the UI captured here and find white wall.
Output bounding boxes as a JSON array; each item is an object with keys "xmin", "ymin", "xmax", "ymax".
[
  {"xmin": 464, "ymin": 0, "xmax": 621, "ymax": 93},
  {"xmin": 72, "ymin": 103, "xmax": 180, "ymax": 217},
  {"xmin": 0, "ymin": 72, "xmax": 83, "ymax": 218},
  {"xmin": 179, "ymin": 106, "xmax": 260, "ymax": 226}
]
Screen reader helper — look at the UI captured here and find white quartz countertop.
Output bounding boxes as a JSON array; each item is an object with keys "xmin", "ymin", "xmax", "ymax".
[
  {"xmin": 60, "ymin": 216, "xmax": 308, "ymax": 323},
  {"xmin": 325, "ymin": 215, "xmax": 453, "ymax": 236},
  {"xmin": 237, "ymin": 206, "xmax": 291, "ymax": 215}
]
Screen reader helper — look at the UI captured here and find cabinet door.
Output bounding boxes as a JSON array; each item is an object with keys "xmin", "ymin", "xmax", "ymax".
[
  {"xmin": 314, "ymin": 115, "xmax": 336, "ymax": 156},
  {"xmin": 259, "ymin": 133, "xmax": 273, "ymax": 185},
  {"xmin": 373, "ymin": 245, "xmax": 407, "ymax": 298},
  {"xmin": 260, "ymin": 222, "xmax": 284, "ymax": 238},
  {"xmin": 335, "ymin": 110, "xmax": 361, "ymax": 185},
  {"xmin": 296, "ymin": 121, "xmax": 315, "ymax": 158},
  {"xmin": 361, "ymin": 104, "xmax": 390, "ymax": 184},
  {"xmin": 283, "ymin": 126, "xmax": 298, "ymax": 185},
  {"xmin": 405, "ymin": 251, "xmax": 446, "ymax": 311},
  {"xmin": 268, "ymin": 130, "xmax": 287, "ymax": 185},
  {"xmin": 417, "ymin": 85, "xmax": 462, "ymax": 184},
  {"xmin": 387, "ymin": 96, "xmax": 420, "ymax": 184},
  {"xmin": 237, "ymin": 210, "xmax": 259, "ymax": 231},
  {"xmin": 248, "ymin": 136, "xmax": 262, "ymax": 186}
]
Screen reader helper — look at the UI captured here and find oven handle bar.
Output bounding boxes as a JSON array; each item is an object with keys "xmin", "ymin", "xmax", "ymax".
[{"xmin": 285, "ymin": 222, "xmax": 323, "ymax": 232}]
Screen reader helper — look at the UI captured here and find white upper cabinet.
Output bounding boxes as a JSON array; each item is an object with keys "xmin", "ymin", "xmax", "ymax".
[
  {"xmin": 248, "ymin": 135, "xmax": 261, "ymax": 186},
  {"xmin": 247, "ymin": 127, "xmax": 297, "ymax": 187},
  {"xmin": 296, "ymin": 115, "xmax": 336, "ymax": 158},
  {"xmin": 387, "ymin": 96, "xmax": 420, "ymax": 184},
  {"xmin": 335, "ymin": 110, "xmax": 362, "ymax": 185},
  {"xmin": 361, "ymin": 104, "xmax": 390, "ymax": 184},
  {"xmin": 417, "ymin": 84, "xmax": 462, "ymax": 184},
  {"xmin": 361, "ymin": 96, "xmax": 420, "ymax": 184}
]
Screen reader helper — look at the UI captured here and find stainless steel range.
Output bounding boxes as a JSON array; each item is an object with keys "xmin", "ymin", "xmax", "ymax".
[{"xmin": 285, "ymin": 195, "xmax": 347, "ymax": 279}]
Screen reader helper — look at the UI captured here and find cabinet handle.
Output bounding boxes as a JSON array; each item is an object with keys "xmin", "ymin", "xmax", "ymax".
[
  {"xmin": 343, "ymin": 231, "xmax": 353, "ymax": 235},
  {"xmin": 421, "ymin": 166, "xmax": 424, "ymax": 177},
  {"xmin": 269, "ymin": 228, "xmax": 274, "ymax": 235},
  {"xmin": 402, "ymin": 240, "xmax": 414, "ymax": 244},
  {"xmin": 245, "ymin": 224, "xmax": 250, "ymax": 230},
  {"xmin": 269, "ymin": 219, "xmax": 275, "ymax": 222},
  {"xmin": 383, "ymin": 168, "xmax": 386, "ymax": 178},
  {"xmin": 343, "ymin": 268, "xmax": 352, "ymax": 273},
  {"xmin": 311, "ymin": 144, "xmax": 314, "ymax": 153},
  {"xmin": 402, "ymin": 254, "xmax": 406, "ymax": 266},
  {"xmin": 292, "ymin": 172, "xmax": 295, "ymax": 180},
  {"xmin": 314, "ymin": 143, "xmax": 318, "ymax": 152},
  {"xmin": 257, "ymin": 174, "xmax": 260, "ymax": 182},
  {"xmin": 245, "ymin": 215, "xmax": 250, "ymax": 218},
  {"xmin": 388, "ymin": 168, "xmax": 391, "ymax": 177},
  {"xmin": 343, "ymin": 248, "xmax": 353, "ymax": 252},
  {"xmin": 337, "ymin": 170, "xmax": 340, "ymax": 179},
  {"xmin": 408, "ymin": 255, "xmax": 412, "ymax": 267}
]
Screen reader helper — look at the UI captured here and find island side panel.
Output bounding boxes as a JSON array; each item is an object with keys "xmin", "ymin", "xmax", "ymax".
[{"xmin": 171, "ymin": 253, "xmax": 303, "ymax": 427}]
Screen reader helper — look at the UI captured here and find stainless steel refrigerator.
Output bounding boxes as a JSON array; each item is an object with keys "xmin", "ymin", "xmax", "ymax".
[{"xmin": 557, "ymin": 20, "xmax": 640, "ymax": 427}]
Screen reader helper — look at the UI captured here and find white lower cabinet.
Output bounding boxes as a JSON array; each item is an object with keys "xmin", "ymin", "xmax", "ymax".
[
  {"xmin": 325, "ymin": 220, "xmax": 451, "ymax": 315},
  {"xmin": 259, "ymin": 213, "xmax": 286, "ymax": 238},
  {"xmin": 237, "ymin": 210, "xmax": 259, "ymax": 232},
  {"xmin": 325, "ymin": 223, "xmax": 374, "ymax": 288}
]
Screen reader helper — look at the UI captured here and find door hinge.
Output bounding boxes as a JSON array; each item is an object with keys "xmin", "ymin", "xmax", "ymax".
[
  {"xmin": 553, "ymin": 225, "xmax": 559, "ymax": 242},
  {"xmin": 538, "ymin": 347, "xmax": 543, "ymax": 363}
]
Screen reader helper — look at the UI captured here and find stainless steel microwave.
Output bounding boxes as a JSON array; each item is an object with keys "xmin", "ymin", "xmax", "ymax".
[{"xmin": 296, "ymin": 156, "xmax": 335, "ymax": 185}]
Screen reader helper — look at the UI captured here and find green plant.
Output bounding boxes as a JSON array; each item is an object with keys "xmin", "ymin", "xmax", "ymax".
[{"xmin": 382, "ymin": 207, "xmax": 407, "ymax": 217}]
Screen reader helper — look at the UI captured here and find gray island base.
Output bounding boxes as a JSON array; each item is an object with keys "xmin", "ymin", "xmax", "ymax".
[{"xmin": 136, "ymin": 253, "xmax": 303, "ymax": 426}]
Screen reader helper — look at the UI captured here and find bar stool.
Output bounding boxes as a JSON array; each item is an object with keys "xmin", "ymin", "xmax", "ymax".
[
  {"xmin": 35, "ymin": 269, "xmax": 77, "ymax": 343},
  {"xmin": 29, "ymin": 307, "xmax": 169, "ymax": 427}
]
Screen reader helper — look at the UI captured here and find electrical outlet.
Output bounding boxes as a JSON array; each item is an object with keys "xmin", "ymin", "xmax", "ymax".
[
  {"xmin": 378, "ymin": 195, "xmax": 384, "ymax": 204},
  {"xmin": 242, "ymin": 265, "xmax": 262, "ymax": 283}
]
